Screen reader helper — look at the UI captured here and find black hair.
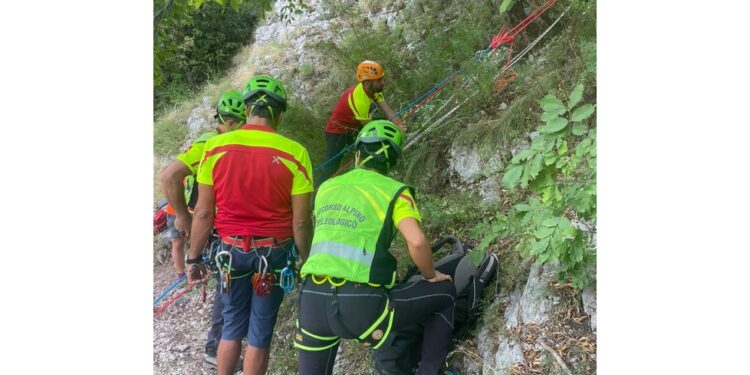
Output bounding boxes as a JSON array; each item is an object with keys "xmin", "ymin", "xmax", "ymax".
[
  {"xmin": 357, "ymin": 141, "xmax": 399, "ymax": 174},
  {"xmin": 244, "ymin": 95, "xmax": 285, "ymax": 120},
  {"xmin": 215, "ymin": 111, "xmax": 244, "ymax": 123}
]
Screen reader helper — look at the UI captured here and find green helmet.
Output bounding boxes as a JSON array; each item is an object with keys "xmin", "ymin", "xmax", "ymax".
[
  {"xmin": 356, "ymin": 120, "xmax": 404, "ymax": 157},
  {"xmin": 216, "ymin": 90, "xmax": 247, "ymax": 122},
  {"xmin": 242, "ymin": 75, "xmax": 288, "ymax": 112}
]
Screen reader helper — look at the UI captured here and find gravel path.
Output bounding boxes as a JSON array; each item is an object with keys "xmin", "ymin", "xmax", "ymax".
[{"xmin": 153, "ymin": 258, "xmax": 227, "ymax": 375}]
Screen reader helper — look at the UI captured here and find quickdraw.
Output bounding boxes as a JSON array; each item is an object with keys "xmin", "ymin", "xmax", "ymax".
[{"xmin": 215, "ymin": 249, "xmax": 233, "ymax": 294}]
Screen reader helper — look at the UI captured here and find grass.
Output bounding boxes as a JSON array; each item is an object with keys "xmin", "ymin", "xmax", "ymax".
[
  {"xmin": 153, "ymin": 0, "xmax": 596, "ymax": 373},
  {"xmin": 154, "ymin": 116, "xmax": 190, "ymax": 157}
]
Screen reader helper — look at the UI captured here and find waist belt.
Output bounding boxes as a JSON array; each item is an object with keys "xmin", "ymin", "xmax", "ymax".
[
  {"xmin": 221, "ymin": 235, "xmax": 292, "ymax": 252},
  {"xmin": 305, "ymin": 274, "xmax": 384, "ymax": 288}
]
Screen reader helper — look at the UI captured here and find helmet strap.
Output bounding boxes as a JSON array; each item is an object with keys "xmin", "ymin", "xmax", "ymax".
[
  {"xmin": 357, "ymin": 143, "xmax": 393, "ymax": 173},
  {"xmin": 248, "ymin": 94, "xmax": 280, "ymax": 126},
  {"xmin": 268, "ymin": 105, "xmax": 277, "ymax": 128}
]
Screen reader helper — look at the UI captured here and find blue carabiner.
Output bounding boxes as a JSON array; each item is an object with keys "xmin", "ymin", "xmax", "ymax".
[{"xmin": 280, "ymin": 266, "xmax": 295, "ymax": 294}]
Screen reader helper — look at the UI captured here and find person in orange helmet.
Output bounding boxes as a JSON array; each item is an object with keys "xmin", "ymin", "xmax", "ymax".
[{"xmin": 315, "ymin": 60, "xmax": 406, "ymax": 189}]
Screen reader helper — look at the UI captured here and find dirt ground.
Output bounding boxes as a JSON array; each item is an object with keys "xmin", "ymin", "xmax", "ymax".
[
  {"xmin": 153, "ymin": 253, "xmax": 234, "ymax": 375},
  {"xmin": 152, "ymin": 238, "xmax": 300, "ymax": 375}
]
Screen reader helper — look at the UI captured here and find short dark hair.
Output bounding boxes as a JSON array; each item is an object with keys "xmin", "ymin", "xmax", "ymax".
[
  {"xmin": 245, "ymin": 95, "xmax": 285, "ymax": 120},
  {"xmin": 357, "ymin": 141, "xmax": 399, "ymax": 174}
]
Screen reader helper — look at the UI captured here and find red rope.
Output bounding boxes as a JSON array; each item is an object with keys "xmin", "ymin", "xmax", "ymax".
[
  {"xmin": 154, "ymin": 272, "xmax": 211, "ymax": 318},
  {"xmin": 488, "ymin": 0, "xmax": 558, "ymax": 65},
  {"xmin": 403, "ymin": 76, "xmax": 456, "ymax": 118},
  {"xmin": 331, "ymin": 159, "xmax": 353, "ymax": 179},
  {"xmin": 486, "ymin": 0, "xmax": 557, "ymax": 92}
]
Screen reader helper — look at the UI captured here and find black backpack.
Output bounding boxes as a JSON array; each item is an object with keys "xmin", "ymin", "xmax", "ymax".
[{"xmin": 372, "ymin": 236, "xmax": 499, "ymax": 375}]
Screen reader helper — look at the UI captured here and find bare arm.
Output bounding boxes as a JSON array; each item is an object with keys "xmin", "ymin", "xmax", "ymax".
[
  {"xmin": 377, "ymin": 100, "xmax": 406, "ymax": 132},
  {"xmin": 159, "ymin": 160, "xmax": 193, "ymax": 233},
  {"xmin": 396, "ymin": 217, "xmax": 451, "ymax": 282},
  {"xmin": 188, "ymin": 183, "xmax": 215, "ymax": 261},
  {"xmin": 291, "ymin": 193, "xmax": 313, "ymax": 262}
]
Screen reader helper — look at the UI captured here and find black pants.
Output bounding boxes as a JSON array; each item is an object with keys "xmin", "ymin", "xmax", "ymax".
[
  {"xmin": 315, "ymin": 132, "xmax": 355, "ymax": 189},
  {"xmin": 297, "ymin": 278, "xmax": 456, "ymax": 375},
  {"xmin": 204, "ymin": 272, "xmax": 225, "ymax": 356}
]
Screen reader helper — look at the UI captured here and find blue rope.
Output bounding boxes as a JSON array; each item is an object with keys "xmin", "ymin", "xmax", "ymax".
[
  {"xmin": 313, "ymin": 142, "xmax": 357, "ymax": 173},
  {"xmin": 312, "ymin": 75, "xmax": 457, "ymax": 176},
  {"xmin": 393, "ymin": 74, "xmax": 456, "ymax": 118},
  {"xmin": 153, "ymin": 274, "xmax": 187, "ymax": 306}
]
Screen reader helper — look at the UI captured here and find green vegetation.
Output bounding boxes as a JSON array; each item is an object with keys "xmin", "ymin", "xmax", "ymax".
[
  {"xmin": 154, "ymin": 1, "xmax": 260, "ymax": 113},
  {"xmin": 153, "ymin": 0, "xmax": 310, "ymax": 114},
  {"xmin": 153, "ymin": 0, "xmax": 596, "ymax": 370},
  {"xmin": 502, "ymin": 83, "xmax": 596, "ymax": 289},
  {"xmin": 153, "ymin": 0, "xmax": 597, "ymax": 283}
]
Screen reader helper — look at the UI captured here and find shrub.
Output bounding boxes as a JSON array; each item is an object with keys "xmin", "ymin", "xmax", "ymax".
[
  {"xmin": 154, "ymin": 2, "xmax": 258, "ymax": 113},
  {"xmin": 501, "ymin": 83, "xmax": 597, "ymax": 289}
]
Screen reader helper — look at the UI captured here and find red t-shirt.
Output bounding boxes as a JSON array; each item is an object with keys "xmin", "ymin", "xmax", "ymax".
[
  {"xmin": 197, "ymin": 125, "xmax": 314, "ymax": 239},
  {"xmin": 324, "ymin": 83, "xmax": 383, "ymax": 134}
]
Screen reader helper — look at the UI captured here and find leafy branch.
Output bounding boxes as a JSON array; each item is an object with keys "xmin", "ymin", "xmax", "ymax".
[{"xmin": 496, "ymin": 83, "xmax": 597, "ymax": 289}]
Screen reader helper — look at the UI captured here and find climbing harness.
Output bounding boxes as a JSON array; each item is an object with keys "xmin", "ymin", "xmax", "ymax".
[
  {"xmin": 294, "ymin": 278, "xmax": 395, "ymax": 351},
  {"xmin": 307, "ymin": 274, "xmax": 384, "ymax": 289}
]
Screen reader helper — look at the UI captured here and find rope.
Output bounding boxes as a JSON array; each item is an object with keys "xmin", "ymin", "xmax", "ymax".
[
  {"xmin": 331, "ymin": 159, "xmax": 353, "ymax": 179},
  {"xmin": 313, "ymin": 142, "xmax": 355, "ymax": 174},
  {"xmin": 502, "ymin": 4, "xmax": 569, "ymax": 74},
  {"xmin": 395, "ymin": 74, "xmax": 457, "ymax": 118},
  {"xmin": 154, "ymin": 272, "xmax": 212, "ymax": 318},
  {"xmin": 311, "ymin": 81, "xmax": 453, "ymax": 180},
  {"xmin": 488, "ymin": 0, "xmax": 558, "ymax": 55},
  {"xmin": 404, "ymin": 4, "xmax": 569, "ymax": 151},
  {"xmin": 483, "ymin": 0, "xmax": 559, "ymax": 90},
  {"xmin": 312, "ymin": 0, "xmax": 563, "ymax": 177},
  {"xmin": 153, "ymin": 274, "xmax": 186, "ymax": 306}
]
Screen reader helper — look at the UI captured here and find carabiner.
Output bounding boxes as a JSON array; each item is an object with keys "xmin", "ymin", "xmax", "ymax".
[{"xmin": 280, "ymin": 266, "xmax": 295, "ymax": 294}]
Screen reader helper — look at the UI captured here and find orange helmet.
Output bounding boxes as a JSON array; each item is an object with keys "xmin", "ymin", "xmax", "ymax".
[{"xmin": 357, "ymin": 60, "xmax": 384, "ymax": 82}]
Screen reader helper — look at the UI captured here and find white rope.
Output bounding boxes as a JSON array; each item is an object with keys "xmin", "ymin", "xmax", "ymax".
[
  {"xmin": 404, "ymin": 94, "xmax": 474, "ymax": 150},
  {"xmin": 403, "ymin": 5, "xmax": 570, "ymax": 151},
  {"xmin": 500, "ymin": 4, "xmax": 571, "ymax": 75}
]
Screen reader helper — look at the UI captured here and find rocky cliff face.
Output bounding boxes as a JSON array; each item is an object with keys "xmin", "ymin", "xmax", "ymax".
[
  {"xmin": 456, "ymin": 264, "xmax": 596, "ymax": 375},
  {"xmin": 156, "ymin": 1, "xmax": 597, "ymax": 373}
]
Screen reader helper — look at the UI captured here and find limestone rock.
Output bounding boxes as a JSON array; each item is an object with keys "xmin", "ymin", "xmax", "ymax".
[
  {"xmin": 519, "ymin": 263, "xmax": 557, "ymax": 325},
  {"xmin": 582, "ymin": 285, "xmax": 597, "ymax": 331},
  {"xmin": 492, "ymin": 337, "xmax": 525, "ymax": 374},
  {"xmin": 183, "ymin": 96, "xmax": 215, "ymax": 149}
]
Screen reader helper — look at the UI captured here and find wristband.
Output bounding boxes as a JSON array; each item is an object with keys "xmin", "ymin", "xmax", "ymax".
[{"xmin": 186, "ymin": 256, "xmax": 203, "ymax": 265}]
